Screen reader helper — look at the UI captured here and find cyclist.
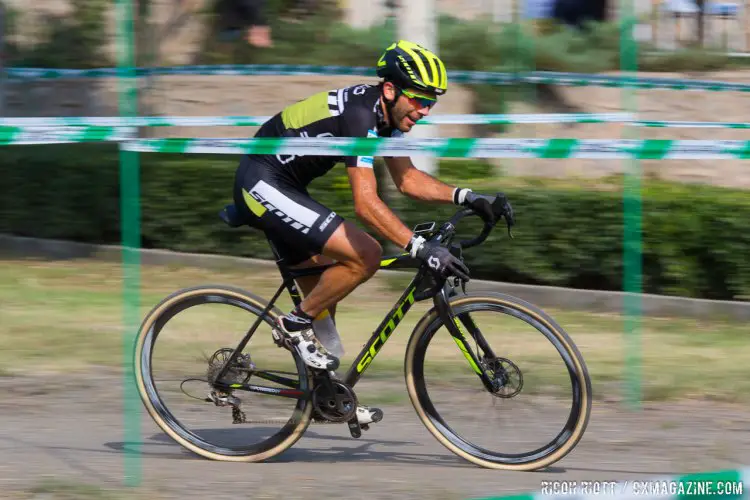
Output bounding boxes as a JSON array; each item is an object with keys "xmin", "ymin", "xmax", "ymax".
[{"xmin": 232, "ymin": 40, "xmax": 514, "ymax": 426}]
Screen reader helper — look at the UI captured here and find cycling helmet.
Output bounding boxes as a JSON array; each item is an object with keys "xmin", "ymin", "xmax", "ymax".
[{"xmin": 376, "ymin": 40, "xmax": 448, "ymax": 96}]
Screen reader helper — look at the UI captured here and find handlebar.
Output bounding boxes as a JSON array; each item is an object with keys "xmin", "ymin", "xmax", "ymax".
[
  {"xmin": 439, "ymin": 194, "xmax": 514, "ymax": 250},
  {"xmin": 411, "ymin": 193, "xmax": 513, "ymax": 301},
  {"xmin": 445, "ymin": 208, "xmax": 495, "ymax": 250}
]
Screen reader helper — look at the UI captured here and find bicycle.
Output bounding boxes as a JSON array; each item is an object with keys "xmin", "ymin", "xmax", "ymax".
[{"xmin": 134, "ymin": 196, "xmax": 592, "ymax": 470}]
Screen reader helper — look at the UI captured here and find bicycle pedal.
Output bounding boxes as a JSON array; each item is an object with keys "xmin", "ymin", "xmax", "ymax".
[{"xmin": 347, "ymin": 417, "xmax": 362, "ymax": 438}]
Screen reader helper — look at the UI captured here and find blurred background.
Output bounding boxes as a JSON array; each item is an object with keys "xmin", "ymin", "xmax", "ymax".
[{"xmin": 0, "ymin": 1, "xmax": 749, "ymax": 499}]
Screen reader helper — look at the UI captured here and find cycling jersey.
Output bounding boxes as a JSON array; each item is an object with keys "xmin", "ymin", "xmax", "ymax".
[
  {"xmin": 232, "ymin": 83, "xmax": 403, "ymax": 265},
  {"xmin": 251, "ymin": 83, "xmax": 404, "ymax": 187}
]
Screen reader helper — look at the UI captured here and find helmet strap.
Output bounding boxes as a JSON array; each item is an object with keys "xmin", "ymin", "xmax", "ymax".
[{"xmin": 380, "ymin": 83, "xmax": 402, "ymax": 130}]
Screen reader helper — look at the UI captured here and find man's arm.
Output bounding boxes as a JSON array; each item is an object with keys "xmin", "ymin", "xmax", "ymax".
[
  {"xmin": 383, "ymin": 156, "xmax": 506, "ymax": 227},
  {"xmin": 347, "ymin": 166, "xmax": 413, "ymax": 250},
  {"xmin": 384, "ymin": 156, "xmax": 457, "ymax": 203}
]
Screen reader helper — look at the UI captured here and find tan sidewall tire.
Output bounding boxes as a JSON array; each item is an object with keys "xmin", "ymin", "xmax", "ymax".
[
  {"xmin": 404, "ymin": 293, "xmax": 591, "ymax": 471},
  {"xmin": 133, "ymin": 285, "xmax": 313, "ymax": 462}
]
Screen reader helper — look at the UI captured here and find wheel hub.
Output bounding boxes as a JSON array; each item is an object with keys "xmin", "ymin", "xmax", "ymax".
[{"xmin": 484, "ymin": 357, "xmax": 523, "ymax": 398}]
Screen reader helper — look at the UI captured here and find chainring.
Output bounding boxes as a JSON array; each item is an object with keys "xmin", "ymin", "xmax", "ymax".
[{"xmin": 312, "ymin": 381, "xmax": 358, "ymax": 422}]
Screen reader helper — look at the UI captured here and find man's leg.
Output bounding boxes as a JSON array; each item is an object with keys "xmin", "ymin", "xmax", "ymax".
[
  {"xmin": 287, "ymin": 254, "xmax": 337, "ymax": 318},
  {"xmin": 291, "ymin": 221, "xmax": 382, "ymax": 319},
  {"xmin": 233, "ymin": 162, "xmax": 380, "ymax": 370},
  {"xmin": 275, "ymin": 220, "xmax": 381, "ymax": 367},
  {"xmin": 284, "ymin": 226, "xmax": 385, "ymax": 427}
]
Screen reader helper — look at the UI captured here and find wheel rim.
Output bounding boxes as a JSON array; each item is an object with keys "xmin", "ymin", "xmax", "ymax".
[
  {"xmin": 138, "ymin": 290, "xmax": 311, "ymax": 457},
  {"xmin": 410, "ymin": 300, "xmax": 588, "ymax": 465}
]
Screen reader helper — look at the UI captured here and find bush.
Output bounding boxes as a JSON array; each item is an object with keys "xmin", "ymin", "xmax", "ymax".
[
  {"xmin": 7, "ymin": 0, "xmax": 110, "ymax": 69},
  {"xmin": 1, "ymin": 144, "xmax": 748, "ymax": 301}
]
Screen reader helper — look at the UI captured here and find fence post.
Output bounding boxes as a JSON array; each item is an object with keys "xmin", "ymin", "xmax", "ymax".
[
  {"xmin": 116, "ymin": 0, "xmax": 143, "ymax": 487},
  {"xmin": 621, "ymin": 0, "xmax": 642, "ymax": 410}
]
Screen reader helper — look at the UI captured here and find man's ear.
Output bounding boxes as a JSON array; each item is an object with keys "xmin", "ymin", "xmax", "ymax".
[{"xmin": 382, "ymin": 81, "xmax": 397, "ymax": 101}]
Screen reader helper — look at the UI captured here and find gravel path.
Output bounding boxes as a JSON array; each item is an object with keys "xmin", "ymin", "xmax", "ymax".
[{"xmin": 1, "ymin": 374, "xmax": 749, "ymax": 499}]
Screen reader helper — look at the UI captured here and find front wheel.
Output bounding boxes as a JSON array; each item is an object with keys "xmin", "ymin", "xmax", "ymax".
[{"xmin": 405, "ymin": 292, "xmax": 592, "ymax": 471}]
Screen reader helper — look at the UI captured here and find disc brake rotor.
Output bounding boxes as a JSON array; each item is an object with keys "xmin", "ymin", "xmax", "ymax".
[{"xmin": 485, "ymin": 357, "xmax": 523, "ymax": 398}]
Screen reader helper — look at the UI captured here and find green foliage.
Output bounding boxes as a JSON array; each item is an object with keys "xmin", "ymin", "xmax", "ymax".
[
  {"xmin": 1, "ymin": 144, "xmax": 749, "ymax": 302},
  {"xmin": 8, "ymin": 0, "xmax": 110, "ymax": 69},
  {"xmin": 5, "ymin": 2, "xmax": 748, "ymax": 74}
]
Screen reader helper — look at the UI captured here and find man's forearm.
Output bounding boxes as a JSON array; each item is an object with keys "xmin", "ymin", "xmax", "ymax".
[
  {"xmin": 356, "ymin": 196, "xmax": 414, "ymax": 251},
  {"xmin": 399, "ymin": 167, "xmax": 456, "ymax": 203}
]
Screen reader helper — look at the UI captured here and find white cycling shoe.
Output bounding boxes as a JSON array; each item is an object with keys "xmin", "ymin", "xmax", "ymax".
[
  {"xmin": 356, "ymin": 405, "xmax": 384, "ymax": 426},
  {"xmin": 274, "ymin": 318, "xmax": 340, "ymax": 371}
]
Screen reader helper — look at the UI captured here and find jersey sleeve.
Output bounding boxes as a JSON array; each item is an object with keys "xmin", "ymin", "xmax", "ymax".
[{"xmin": 340, "ymin": 102, "xmax": 379, "ymax": 169}]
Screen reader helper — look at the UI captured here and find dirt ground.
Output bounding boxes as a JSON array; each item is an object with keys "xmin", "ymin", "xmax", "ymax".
[{"xmin": 1, "ymin": 373, "xmax": 749, "ymax": 499}]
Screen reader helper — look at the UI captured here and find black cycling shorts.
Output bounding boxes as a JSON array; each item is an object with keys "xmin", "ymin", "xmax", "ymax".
[{"xmin": 232, "ymin": 156, "xmax": 345, "ymax": 266}]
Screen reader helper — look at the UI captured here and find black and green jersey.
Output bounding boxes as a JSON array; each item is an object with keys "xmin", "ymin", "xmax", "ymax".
[{"xmin": 251, "ymin": 83, "xmax": 403, "ymax": 187}]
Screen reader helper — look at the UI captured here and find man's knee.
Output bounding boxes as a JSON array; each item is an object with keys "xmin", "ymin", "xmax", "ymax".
[
  {"xmin": 358, "ymin": 239, "xmax": 383, "ymax": 279},
  {"xmin": 322, "ymin": 221, "xmax": 383, "ymax": 279}
]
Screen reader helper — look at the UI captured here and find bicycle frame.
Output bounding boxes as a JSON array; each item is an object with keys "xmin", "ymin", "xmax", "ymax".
[{"xmin": 213, "ymin": 246, "xmax": 499, "ymax": 396}]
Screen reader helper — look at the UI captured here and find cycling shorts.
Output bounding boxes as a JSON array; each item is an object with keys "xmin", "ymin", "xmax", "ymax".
[{"xmin": 232, "ymin": 156, "xmax": 345, "ymax": 266}]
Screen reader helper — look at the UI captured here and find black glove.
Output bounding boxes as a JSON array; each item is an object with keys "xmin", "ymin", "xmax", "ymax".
[
  {"xmin": 456, "ymin": 188, "xmax": 516, "ymax": 231},
  {"xmin": 463, "ymin": 191, "xmax": 496, "ymax": 224},
  {"xmin": 409, "ymin": 237, "xmax": 470, "ymax": 282}
]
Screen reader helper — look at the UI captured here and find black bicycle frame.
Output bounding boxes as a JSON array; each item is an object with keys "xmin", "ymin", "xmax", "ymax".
[{"xmin": 214, "ymin": 247, "xmax": 498, "ymax": 396}]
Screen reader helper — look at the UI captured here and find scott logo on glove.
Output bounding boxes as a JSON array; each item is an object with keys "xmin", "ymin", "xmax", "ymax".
[{"xmin": 428, "ymin": 256, "xmax": 441, "ymax": 270}]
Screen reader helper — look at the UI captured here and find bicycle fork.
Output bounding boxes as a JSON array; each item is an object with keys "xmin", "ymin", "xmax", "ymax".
[{"xmin": 433, "ymin": 286, "xmax": 500, "ymax": 393}]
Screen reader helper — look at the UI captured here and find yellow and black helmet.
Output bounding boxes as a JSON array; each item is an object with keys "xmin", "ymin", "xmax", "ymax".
[{"xmin": 376, "ymin": 40, "xmax": 448, "ymax": 96}]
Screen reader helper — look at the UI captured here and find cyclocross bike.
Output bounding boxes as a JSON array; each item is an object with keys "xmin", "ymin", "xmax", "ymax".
[{"xmin": 134, "ymin": 196, "xmax": 592, "ymax": 471}]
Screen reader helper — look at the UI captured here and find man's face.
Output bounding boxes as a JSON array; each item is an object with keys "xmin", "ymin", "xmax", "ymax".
[{"xmin": 384, "ymin": 82, "xmax": 438, "ymax": 132}]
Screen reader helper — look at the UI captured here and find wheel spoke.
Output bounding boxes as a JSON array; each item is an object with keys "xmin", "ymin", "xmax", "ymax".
[
  {"xmin": 134, "ymin": 286, "xmax": 312, "ymax": 461},
  {"xmin": 406, "ymin": 293, "xmax": 591, "ymax": 470}
]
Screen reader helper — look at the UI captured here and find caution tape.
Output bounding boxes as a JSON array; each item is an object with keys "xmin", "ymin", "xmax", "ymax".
[
  {"xmin": 120, "ymin": 137, "xmax": 750, "ymax": 160},
  {"xmin": 634, "ymin": 120, "xmax": 750, "ymax": 129},
  {"xmin": 6, "ymin": 65, "xmax": 750, "ymax": 92},
  {"xmin": 3, "ymin": 126, "xmax": 749, "ymax": 159},
  {"xmin": 2, "ymin": 115, "xmax": 748, "ymax": 128},
  {"xmin": 0, "ymin": 126, "xmax": 134, "ymax": 145},
  {"xmin": 0, "ymin": 113, "xmax": 634, "ymax": 128}
]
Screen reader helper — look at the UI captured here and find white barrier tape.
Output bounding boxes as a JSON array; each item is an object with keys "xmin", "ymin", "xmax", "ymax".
[
  {"xmin": 2, "ymin": 115, "xmax": 748, "ymax": 129},
  {"xmin": 0, "ymin": 126, "xmax": 134, "ymax": 145},
  {"xmin": 119, "ymin": 137, "xmax": 750, "ymax": 160},
  {"xmin": 0, "ymin": 113, "xmax": 634, "ymax": 128}
]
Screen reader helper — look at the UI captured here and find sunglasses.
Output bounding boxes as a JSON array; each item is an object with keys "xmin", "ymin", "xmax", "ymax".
[{"xmin": 399, "ymin": 88, "xmax": 437, "ymax": 109}]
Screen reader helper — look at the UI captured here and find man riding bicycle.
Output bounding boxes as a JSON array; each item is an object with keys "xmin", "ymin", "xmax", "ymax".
[{"xmin": 232, "ymin": 40, "xmax": 514, "ymax": 427}]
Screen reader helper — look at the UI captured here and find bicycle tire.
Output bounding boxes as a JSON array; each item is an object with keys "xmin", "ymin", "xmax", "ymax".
[
  {"xmin": 134, "ymin": 284, "xmax": 313, "ymax": 462},
  {"xmin": 404, "ymin": 291, "xmax": 592, "ymax": 471}
]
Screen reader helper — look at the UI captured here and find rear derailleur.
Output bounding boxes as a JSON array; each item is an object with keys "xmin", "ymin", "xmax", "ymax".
[
  {"xmin": 204, "ymin": 347, "xmax": 256, "ymax": 424},
  {"xmin": 206, "ymin": 390, "xmax": 247, "ymax": 424}
]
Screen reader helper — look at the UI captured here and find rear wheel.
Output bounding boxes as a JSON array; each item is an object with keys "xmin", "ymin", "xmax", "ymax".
[
  {"xmin": 134, "ymin": 285, "xmax": 313, "ymax": 461},
  {"xmin": 405, "ymin": 292, "xmax": 591, "ymax": 470}
]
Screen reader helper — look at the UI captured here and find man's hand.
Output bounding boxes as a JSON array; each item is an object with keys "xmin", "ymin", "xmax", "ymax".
[
  {"xmin": 456, "ymin": 189, "xmax": 515, "ymax": 229},
  {"xmin": 409, "ymin": 237, "xmax": 470, "ymax": 282}
]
